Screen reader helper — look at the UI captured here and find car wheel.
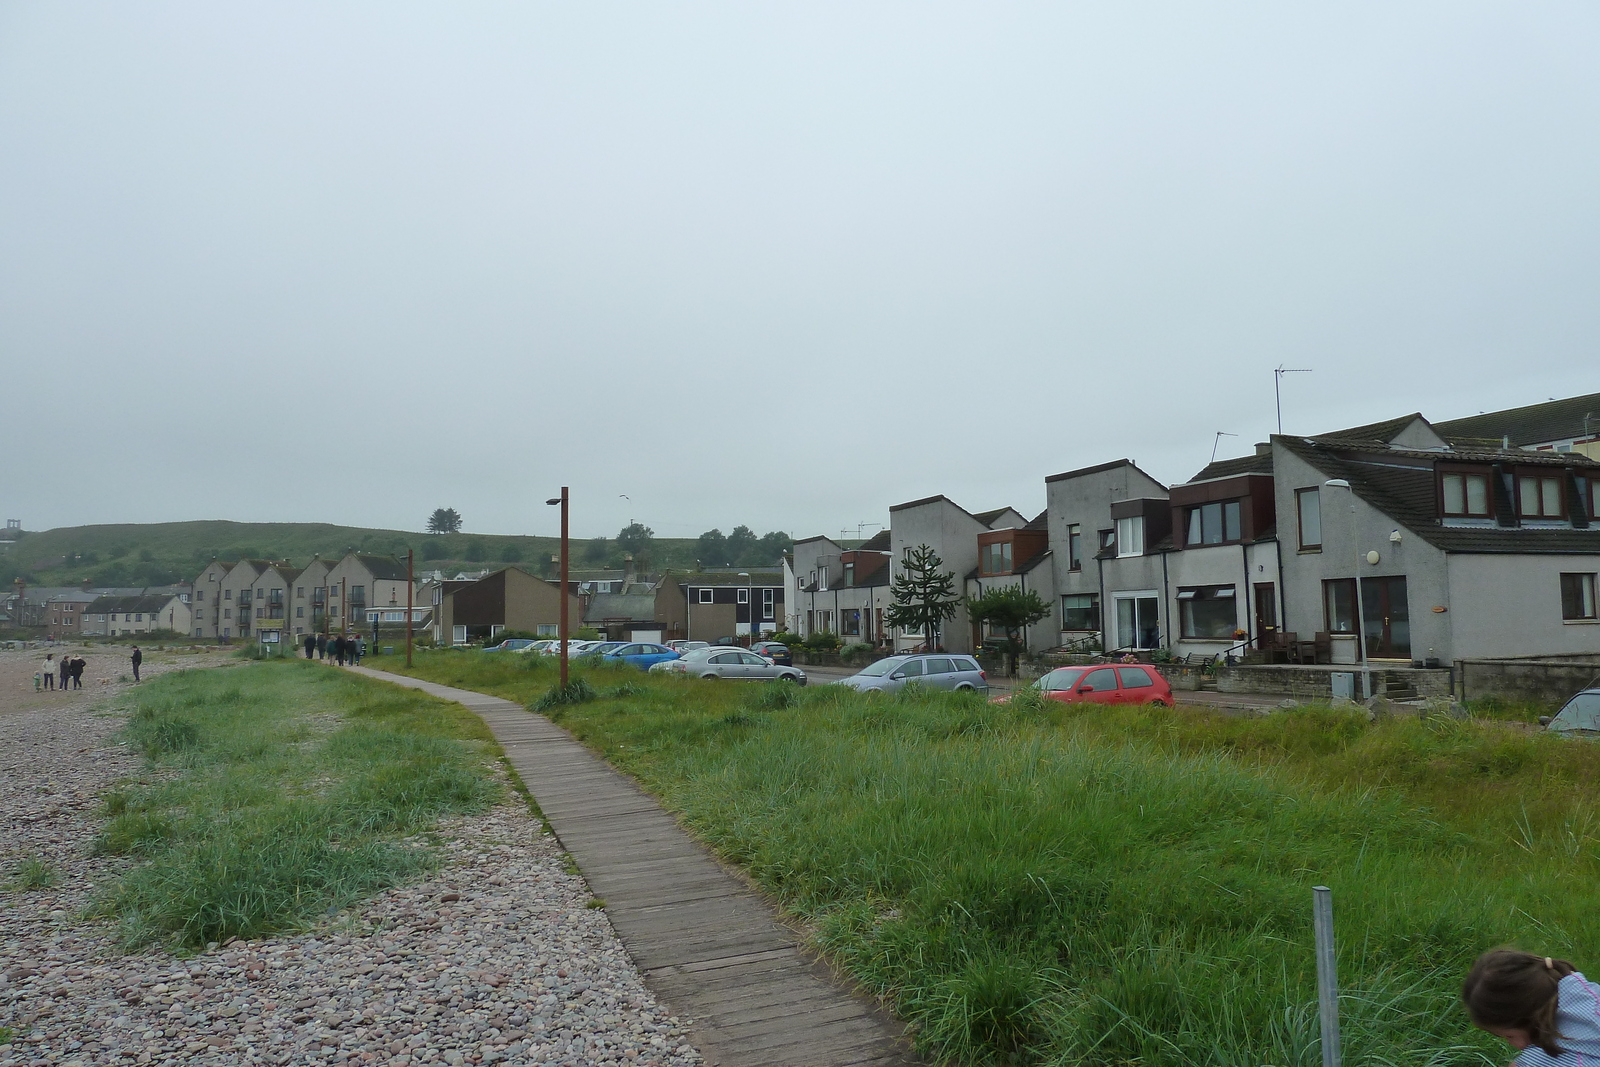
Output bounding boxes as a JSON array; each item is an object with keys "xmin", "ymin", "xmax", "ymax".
[
  {"xmin": 954, "ymin": 684, "xmax": 974, "ymax": 692},
  {"xmin": 699, "ymin": 672, "xmax": 720, "ymax": 680}
]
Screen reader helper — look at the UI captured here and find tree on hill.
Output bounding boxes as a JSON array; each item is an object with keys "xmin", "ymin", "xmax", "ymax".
[
  {"xmin": 726, "ymin": 525, "xmax": 758, "ymax": 563},
  {"xmin": 502, "ymin": 542, "xmax": 524, "ymax": 563},
  {"xmin": 616, "ymin": 522, "xmax": 654, "ymax": 565},
  {"xmin": 966, "ymin": 585, "xmax": 1051, "ymax": 675},
  {"xmin": 696, "ymin": 529, "xmax": 730, "ymax": 567},
  {"xmin": 885, "ymin": 544, "xmax": 960, "ymax": 650},
  {"xmin": 422, "ymin": 539, "xmax": 447, "ymax": 561},
  {"xmin": 427, "ymin": 508, "xmax": 463, "ymax": 535},
  {"xmin": 755, "ymin": 530, "xmax": 793, "ymax": 563},
  {"xmin": 583, "ymin": 537, "xmax": 610, "ymax": 564}
]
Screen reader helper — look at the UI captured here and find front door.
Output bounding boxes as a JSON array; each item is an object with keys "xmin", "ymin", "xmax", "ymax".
[
  {"xmin": 1360, "ymin": 576, "xmax": 1410, "ymax": 659},
  {"xmin": 1114, "ymin": 594, "xmax": 1161, "ymax": 650},
  {"xmin": 1253, "ymin": 583, "xmax": 1278, "ymax": 648}
]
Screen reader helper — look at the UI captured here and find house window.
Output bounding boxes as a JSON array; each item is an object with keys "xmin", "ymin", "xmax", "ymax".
[
  {"xmin": 224, "ymin": 590, "xmax": 231, "ymax": 600},
  {"xmin": 1296, "ymin": 488, "xmax": 1322, "ymax": 549},
  {"xmin": 843, "ymin": 563, "xmax": 855, "ymax": 586},
  {"xmin": 257, "ymin": 588, "xmax": 263, "ymax": 598},
  {"xmin": 1061, "ymin": 593, "xmax": 1100, "ymax": 631},
  {"xmin": 1440, "ymin": 471, "xmax": 1491, "ymax": 518},
  {"xmin": 1185, "ymin": 500, "xmax": 1242, "ymax": 546},
  {"xmin": 1098, "ymin": 529, "xmax": 1115, "ymax": 553},
  {"xmin": 763, "ymin": 588, "xmax": 775, "ymax": 620},
  {"xmin": 1323, "ymin": 578, "xmax": 1357, "ymax": 634},
  {"xmin": 698, "ymin": 588, "xmax": 713, "ymax": 604},
  {"xmin": 224, "ymin": 608, "xmax": 232, "ymax": 619},
  {"xmin": 1519, "ymin": 473, "xmax": 1565, "ymax": 518},
  {"xmin": 296, "ymin": 587, "xmax": 304, "ymax": 597},
  {"xmin": 1178, "ymin": 585, "xmax": 1237, "ymax": 640},
  {"xmin": 737, "ymin": 588, "xmax": 749, "ymax": 604},
  {"xmin": 980, "ymin": 541, "xmax": 1013, "ymax": 575},
  {"xmin": 1115, "ymin": 517, "xmax": 1144, "ymax": 558},
  {"xmin": 818, "ymin": 568, "xmax": 828, "ymax": 591},
  {"xmin": 296, "ymin": 607, "xmax": 304, "ymax": 618},
  {"xmin": 537, "ymin": 624, "xmax": 558, "ymax": 636},
  {"xmin": 1068, "ymin": 524, "xmax": 1082, "ymax": 571},
  {"xmin": 1561, "ymin": 573, "xmax": 1598, "ymax": 621},
  {"xmin": 842, "ymin": 609, "xmax": 861, "ymax": 636}
]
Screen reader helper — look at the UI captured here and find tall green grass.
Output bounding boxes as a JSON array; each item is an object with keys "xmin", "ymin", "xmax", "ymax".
[
  {"xmin": 390, "ymin": 651, "xmax": 1600, "ymax": 1066},
  {"xmin": 95, "ymin": 661, "xmax": 499, "ymax": 949}
]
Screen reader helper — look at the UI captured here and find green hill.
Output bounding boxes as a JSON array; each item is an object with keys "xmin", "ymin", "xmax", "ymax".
[{"xmin": 0, "ymin": 520, "xmax": 709, "ymax": 588}]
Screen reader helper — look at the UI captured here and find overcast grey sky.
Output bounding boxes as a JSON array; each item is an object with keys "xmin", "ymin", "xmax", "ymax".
[{"xmin": 3, "ymin": 3, "xmax": 1597, "ymax": 541}]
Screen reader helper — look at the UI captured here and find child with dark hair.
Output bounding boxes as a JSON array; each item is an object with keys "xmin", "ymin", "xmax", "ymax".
[{"xmin": 1464, "ymin": 949, "xmax": 1600, "ymax": 1065}]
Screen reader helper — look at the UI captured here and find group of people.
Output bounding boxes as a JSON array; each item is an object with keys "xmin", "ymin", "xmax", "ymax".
[
  {"xmin": 40, "ymin": 652, "xmax": 87, "ymax": 690},
  {"xmin": 36, "ymin": 645, "xmax": 143, "ymax": 691},
  {"xmin": 303, "ymin": 632, "xmax": 364, "ymax": 666}
]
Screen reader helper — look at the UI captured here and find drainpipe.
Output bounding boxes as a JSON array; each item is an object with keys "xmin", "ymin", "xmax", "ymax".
[
  {"xmin": 1241, "ymin": 543, "xmax": 1252, "ymax": 650},
  {"xmin": 1096, "ymin": 555, "xmax": 1107, "ymax": 653},
  {"xmin": 1272, "ymin": 537, "xmax": 1287, "ymax": 635},
  {"xmin": 1160, "ymin": 549, "xmax": 1171, "ymax": 653}
]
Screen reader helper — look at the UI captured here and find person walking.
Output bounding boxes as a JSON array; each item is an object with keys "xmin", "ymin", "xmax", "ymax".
[
  {"xmin": 303, "ymin": 634, "xmax": 316, "ymax": 659},
  {"xmin": 59, "ymin": 654, "xmax": 70, "ymax": 691},
  {"xmin": 70, "ymin": 656, "xmax": 85, "ymax": 689},
  {"xmin": 316, "ymin": 633, "xmax": 327, "ymax": 660},
  {"xmin": 42, "ymin": 653, "xmax": 55, "ymax": 690},
  {"xmin": 352, "ymin": 637, "xmax": 364, "ymax": 666},
  {"xmin": 130, "ymin": 645, "xmax": 143, "ymax": 682},
  {"xmin": 333, "ymin": 635, "xmax": 346, "ymax": 667}
]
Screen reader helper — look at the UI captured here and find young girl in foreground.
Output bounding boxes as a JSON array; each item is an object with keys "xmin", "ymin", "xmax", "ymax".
[{"xmin": 1464, "ymin": 950, "xmax": 1600, "ymax": 1066}]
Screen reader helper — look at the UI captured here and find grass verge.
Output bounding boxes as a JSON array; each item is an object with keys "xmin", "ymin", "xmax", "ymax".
[
  {"xmin": 379, "ymin": 648, "xmax": 1599, "ymax": 1066},
  {"xmin": 94, "ymin": 660, "xmax": 500, "ymax": 950}
]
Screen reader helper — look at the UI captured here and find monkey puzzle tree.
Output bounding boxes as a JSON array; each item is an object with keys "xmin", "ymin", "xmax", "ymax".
[{"xmin": 885, "ymin": 544, "xmax": 960, "ymax": 650}]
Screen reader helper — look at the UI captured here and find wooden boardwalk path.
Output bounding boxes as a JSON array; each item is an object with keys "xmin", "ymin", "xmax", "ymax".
[{"xmin": 349, "ymin": 666, "xmax": 919, "ymax": 1067}]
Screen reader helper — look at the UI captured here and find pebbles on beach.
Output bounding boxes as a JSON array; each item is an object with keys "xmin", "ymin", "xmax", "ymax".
[{"xmin": 0, "ymin": 649, "xmax": 702, "ymax": 1067}]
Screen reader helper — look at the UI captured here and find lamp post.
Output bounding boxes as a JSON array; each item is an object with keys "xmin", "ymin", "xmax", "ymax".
[
  {"xmin": 405, "ymin": 549, "xmax": 414, "ymax": 668},
  {"xmin": 1323, "ymin": 479, "xmax": 1371, "ymax": 700},
  {"xmin": 739, "ymin": 572, "xmax": 750, "ymax": 645},
  {"xmin": 546, "ymin": 488, "xmax": 569, "ymax": 688}
]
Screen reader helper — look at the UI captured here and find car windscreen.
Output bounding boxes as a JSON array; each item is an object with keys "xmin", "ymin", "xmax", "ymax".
[
  {"xmin": 1552, "ymin": 692, "xmax": 1600, "ymax": 732},
  {"xmin": 856, "ymin": 658, "xmax": 904, "ymax": 677},
  {"xmin": 1039, "ymin": 668, "xmax": 1085, "ymax": 691}
]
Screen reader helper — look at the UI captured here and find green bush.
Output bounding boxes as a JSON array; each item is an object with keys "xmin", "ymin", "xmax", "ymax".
[
  {"xmin": 533, "ymin": 678, "xmax": 597, "ymax": 710},
  {"xmin": 803, "ymin": 630, "xmax": 842, "ymax": 652}
]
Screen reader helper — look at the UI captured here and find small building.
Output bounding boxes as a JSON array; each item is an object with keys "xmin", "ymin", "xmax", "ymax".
[
  {"xmin": 81, "ymin": 594, "xmax": 190, "ymax": 637},
  {"xmin": 656, "ymin": 570, "xmax": 785, "ymax": 642},
  {"xmin": 435, "ymin": 567, "xmax": 582, "ymax": 645},
  {"xmin": 44, "ymin": 590, "xmax": 99, "ymax": 638}
]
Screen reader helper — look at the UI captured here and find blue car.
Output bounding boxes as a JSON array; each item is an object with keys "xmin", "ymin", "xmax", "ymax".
[
  {"xmin": 576, "ymin": 641, "xmax": 629, "ymax": 659},
  {"xmin": 599, "ymin": 642, "xmax": 681, "ymax": 670}
]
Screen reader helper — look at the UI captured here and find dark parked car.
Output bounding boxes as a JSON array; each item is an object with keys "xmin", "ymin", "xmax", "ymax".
[{"xmin": 750, "ymin": 641, "xmax": 792, "ymax": 666}]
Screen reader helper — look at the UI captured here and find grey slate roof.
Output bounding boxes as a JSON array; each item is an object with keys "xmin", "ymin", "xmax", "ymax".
[
  {"xmin": 678, "ymin": 571, "xmax": 784, "ymax": 587},
  {"xmin": 1186, "ymin": 451, "xmax": 1274, "ymax": 483},
  {"xmin": 971, "ymin": 507, "xmax": 1018, "ymax": 526},
  {"xmin": 353, "ymin": 554, "xmax": 410, "ymax": 581},
  {"xmin": 1434, "ymin": 392, "xmax": 1600, "ymax": 447},
  {"xmin": 84, "ymin": 594, "xmax": 175, "ymax": 615},
  {"xmin": 1309, "ymin": 413, "xmax": 1426, "ymax": 445},
  {"xmin": 1276, "ymin": 436, "xmax": 1600, "ymax": 554}
]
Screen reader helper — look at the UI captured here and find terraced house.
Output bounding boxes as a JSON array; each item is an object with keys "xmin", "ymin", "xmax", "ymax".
[{"xmin": 786, "ymin": 392, "xmax": 1600, "ymax": 678}]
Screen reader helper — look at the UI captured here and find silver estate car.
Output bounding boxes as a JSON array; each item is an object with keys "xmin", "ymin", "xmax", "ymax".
[
  {"xmin": 651, "ymin": 647, "xmax": 807, "ymax": 684},
  {"xmin": 832, "ymin": 654, "xmax": 988, "ymax": 695}
]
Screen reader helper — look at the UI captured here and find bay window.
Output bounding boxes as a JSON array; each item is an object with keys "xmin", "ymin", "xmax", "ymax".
[
  {"xmin": 1185, "ymin": 500, "xmax": 1242, "ymax": 546},
  {"xmin": 1178, "ymin": 586, "xmax": 1237, "ymax": 640}
]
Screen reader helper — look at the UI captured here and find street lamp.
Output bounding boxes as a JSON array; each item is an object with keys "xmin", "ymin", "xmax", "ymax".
[
  {"xmin": 545, "ymin": 488, "xmax": 570, "ymax": 688},
  {"xmin": 1323, "ymin": 479, "xmax": 1371, "ymax": 700},
  {"xmin": 738, "ymin": 572, "xmax": 750, "ymax": 645}
]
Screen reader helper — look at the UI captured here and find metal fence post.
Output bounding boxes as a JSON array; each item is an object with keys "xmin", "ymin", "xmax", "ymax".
[{"xmin": 1313, "ymin": 885, "xmax": 1341, "ymax": 1067}]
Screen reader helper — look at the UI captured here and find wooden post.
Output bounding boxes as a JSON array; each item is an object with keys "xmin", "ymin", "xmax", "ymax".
[
  {"xmin": 559, "ymin": 487, "xmax": 569, "ymax": 689},
  {"xmin": 405, "ymin": 549, "xmax": 414, "ymax": 668},
  {"xmin": 1313, "ymin": 886, "xmax": 1341, "ymax": 1067}
]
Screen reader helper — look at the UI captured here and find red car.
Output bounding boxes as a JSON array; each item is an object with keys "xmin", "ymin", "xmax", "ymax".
[{"xmin": 1026, "ymin": 663, "xmax": 1174, "ymax": 707}]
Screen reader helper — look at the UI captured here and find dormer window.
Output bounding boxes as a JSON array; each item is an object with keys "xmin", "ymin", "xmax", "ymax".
[
  {"xmin": 980, "ymin": 541, "xmax": 1013, "ymax": 575},
  {"xmin": 1115, "ymin": 516, "xmax": 1144, "ymax": 557},
  {"xmin": 1440, "ymin": 469, "xmax": 1491, "ymax": 518},
  {"xmin": 1518, "ymin": 472, "xmax": 1565, "ymax": 519},
  {"xmin": 843, "ymin": 563, "xmax": 855, "ymax": 586},
  {"xmin": 1185, "ymin": 501, "xmax": 1241, "ymax": 546}
]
